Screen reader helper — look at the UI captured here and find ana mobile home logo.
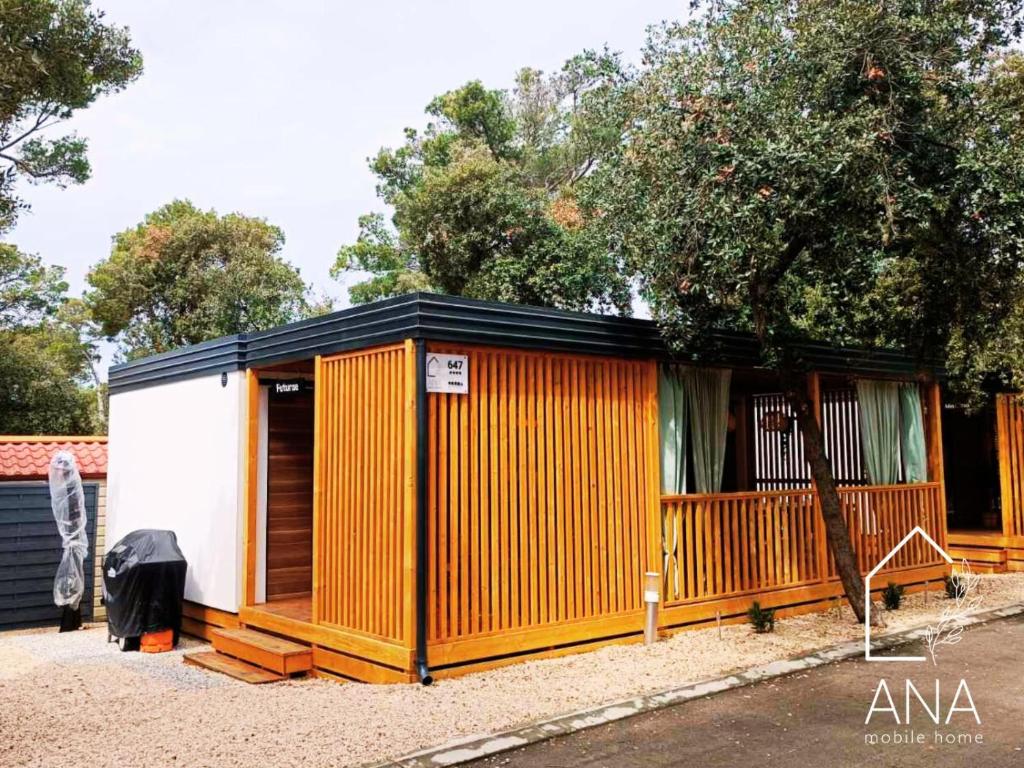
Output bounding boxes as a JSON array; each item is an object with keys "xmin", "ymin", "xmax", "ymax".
[{"xmin": 862, "ymin": 527, "xmax": 985, "ymax": 748}]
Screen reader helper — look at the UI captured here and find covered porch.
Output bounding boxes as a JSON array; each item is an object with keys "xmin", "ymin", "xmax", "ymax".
[{"xmin": 656, "ymin": 367, "xmax": 949, "ymax": 626}]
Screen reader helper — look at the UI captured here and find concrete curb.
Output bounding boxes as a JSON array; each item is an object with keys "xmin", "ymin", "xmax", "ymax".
[{"xmin": 371, "ymin": 602, "xmax": 1024, "ymax": 768}]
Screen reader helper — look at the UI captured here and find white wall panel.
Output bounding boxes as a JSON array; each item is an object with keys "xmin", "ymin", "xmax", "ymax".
[{"xmin": 106, "ymin": 372, "xmax": 246, "ymax": 612}]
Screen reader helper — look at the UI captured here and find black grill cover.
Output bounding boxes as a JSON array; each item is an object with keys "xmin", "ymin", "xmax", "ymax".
[{"xmin": 103, "ymin": 529, "xmax": 187, "ymax": 641}]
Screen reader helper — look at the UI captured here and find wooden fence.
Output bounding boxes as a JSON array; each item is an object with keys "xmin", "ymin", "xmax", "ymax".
[
  {"xmin": 829, "ymin": 482, "xmax": 945, "ymax": 575},
  {"xmin": 660, "ymin": 482, "xmax": 944, "ymax": 608}
]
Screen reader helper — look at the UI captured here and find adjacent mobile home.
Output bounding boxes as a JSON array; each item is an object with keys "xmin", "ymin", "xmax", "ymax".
[
  {"xmin": 106, "ymin": 293, "xmax": 951, "ymax": 683},
  {"xmin": 945, "ymin": 393, "xmax": 1024, "ymax": 572}
]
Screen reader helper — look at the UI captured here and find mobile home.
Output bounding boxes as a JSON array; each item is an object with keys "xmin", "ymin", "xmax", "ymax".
[{"xmin": 106, "ymin": 293, "xmax": 950, "ymax": 683}]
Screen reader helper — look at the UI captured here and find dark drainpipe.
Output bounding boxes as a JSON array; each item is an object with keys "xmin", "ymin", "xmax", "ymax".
[{"xmin": 414, "ymin": 339, "xmax": 433, "ymax": 685}]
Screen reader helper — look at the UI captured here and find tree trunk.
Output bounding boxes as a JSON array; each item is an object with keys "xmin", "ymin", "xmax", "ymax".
[
  {"xmin": 778, "ymin": 365, "xmax": 868, "ymax": 623},
  {"xmin": 88, "ymin": 361, "xmax": 106, "ymax": 430}
]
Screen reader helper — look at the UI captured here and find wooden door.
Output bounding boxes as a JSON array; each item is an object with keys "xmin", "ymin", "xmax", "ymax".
[{"xmin": 266, "ymin": 385, "xmax": 314, "ymax": 600}]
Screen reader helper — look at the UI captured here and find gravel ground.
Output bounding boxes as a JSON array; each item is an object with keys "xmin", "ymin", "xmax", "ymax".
[{"xmin": 2, "ymin": 574, "xmax": 1022, "ymax": 768}]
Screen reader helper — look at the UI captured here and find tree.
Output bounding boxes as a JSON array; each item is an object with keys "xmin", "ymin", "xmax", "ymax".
[
  {"xmin": 86, "ymin": 200, "xmax": 316, "ymax": 359},
  {"xmin": 0, "ymin": 324, "xmax": 99, "ymax": 434},
  {"xmin": 57, "ymin": 297, "xmax": 106, "ymax": 427},
  {"xmin": 935, "ymin": 53, "xmax": 1024, "ymax": 398},
  {"xmin": 0, "ymin": 242, "xmax": 68, "ymax": 328},
  {"xmin": 334, "ymin": 55, "xmax": 632, "ymax": 313},
  {"xmin": 592, "ymin": 0, "xmax": 1024, "ymax": 621},
  {"xmin": 1, "ymin": 0, "xmax": 142, "ymax": 232},
  {"xmin": 0, "ymin": 244, "xmax": 100, "ymax": 433}
]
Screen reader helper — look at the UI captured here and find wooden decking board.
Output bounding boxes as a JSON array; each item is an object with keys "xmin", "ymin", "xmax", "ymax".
[
  {"xmin": 183, "ymin": 651, "xmax": 285, "ymax": 684},
  {"xmin": 256, "ymin": 595, "xmax": 313, "ymax": 623}
]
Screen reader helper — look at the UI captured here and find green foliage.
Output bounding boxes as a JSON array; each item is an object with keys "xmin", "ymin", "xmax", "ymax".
[
  {"xmin": 588, "ymin": 0, "xmax": 1023, "ymax": 621},
  {"xmin": 426, "ymin": 80, "xmax": 516, "ymax": 159},
  {"xmin": 940, "ymin": 55, "xmax": 1024, "ymax": 399},
  {"xmin": 0, "ymin": 243, "xmax": 68, "ymax": 328},
  {"xmin": 944, "ymin": 573, "xmax": 966, "ymax": 599},
  {"xmin": 0, "ymin": 324, "xmax": 99, "ymax": 434},
  {"xmin": 331, "ymin": 213, "xmax": 432, "ymax": 305},
  {"xmin": 86, "ymin": 200, "xmax": 315, "ymax": 359},
  {"xmin": 591, "ymin": 0, "xmax": 1024, "ymax": 374},
  {"xmin": 882, "ymin": 582, "xmax": 904, "ymax": 610},
  {"xmin": 0, "ymin": 245, "xmax": 101, "ymax": 433},
  {"xmin": 0, "ymin": 0, "xmax": 143, "ymax": 231},
  {"xmin": 334, "ymin": 53, "xmax": 632, "ymax": 312},
  {"xmin": 748, "ymin": 601, "xmax": 775, "ymax": 633}
]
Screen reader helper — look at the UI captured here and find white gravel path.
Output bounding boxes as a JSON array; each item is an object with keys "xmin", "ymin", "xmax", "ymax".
[{"xmin": 2, "ymin": 574, "xmax": 1022, "ymax": 768}]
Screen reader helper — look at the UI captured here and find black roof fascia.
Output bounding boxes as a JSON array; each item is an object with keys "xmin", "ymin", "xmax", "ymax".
[
  {"xmin": 244, "ymin": 292, "xmax": 420, "ymax": 366},
  {"xmin": 106, "ymin": 334, "xmax": 247, "ymax": 394},
  {"xmin": 107, "ymin": 292, "xmax": 934, "ymax": 394}
]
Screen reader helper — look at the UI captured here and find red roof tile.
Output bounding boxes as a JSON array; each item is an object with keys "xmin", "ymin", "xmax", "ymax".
[{"xmin": 0, "ymin": 437, "xmax": 107, "ymax": 480}]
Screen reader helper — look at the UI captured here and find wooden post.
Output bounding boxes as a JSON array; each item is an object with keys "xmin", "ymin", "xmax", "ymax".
[
  {"xmin": 311, "ymin": 355, "xmax": 322, "ymax": 625},
  {"xmin": 645, "ymin": 361, "xmax": 663, "ymax": 615},
  {"xmin": 403, "ymin": 340, "xmax": 419, "ymax": 656},
  {"xmin": 995, "ymin": 394, "xmax": 1014, "ymax": 538},
  {"xmin": 243, "ymin": 368, "xmax": 260, "ymax": 609},
  {"xmin": 925, "ymin": 381, "xmax": 949, "ymax": 549}
]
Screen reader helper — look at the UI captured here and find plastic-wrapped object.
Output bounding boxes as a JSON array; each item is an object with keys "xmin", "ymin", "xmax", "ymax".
[
  {"xmin": 103, "ymin": 529, "xmax": 187, "ymax": 646},
  {"xmin": 47, "ymin": 451, "xmax": 89, "ymax": 611}
]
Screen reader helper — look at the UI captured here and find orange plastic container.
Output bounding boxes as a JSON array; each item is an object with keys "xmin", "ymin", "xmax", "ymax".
[{"xmin": 139, "ymin": 629, "xmax": 174, "ymax": 653}]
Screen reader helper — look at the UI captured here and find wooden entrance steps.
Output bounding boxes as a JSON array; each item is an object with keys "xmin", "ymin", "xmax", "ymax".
[
  {"xmin": 184, "ymin": 651, "xmax": 286, "ymax": 683},
  {"xmin": 948, "ymin": 544, "xmax": 1007, "ymax": 574},
  {"xmin": 183, "ymin": 627, "xmax": 313, "ymax": 683}
]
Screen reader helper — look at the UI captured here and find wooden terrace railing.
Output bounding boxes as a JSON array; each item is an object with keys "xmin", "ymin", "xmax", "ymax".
[{"xmin": 660, "ymin": 482, "xmax": 945, "ymax": 606}]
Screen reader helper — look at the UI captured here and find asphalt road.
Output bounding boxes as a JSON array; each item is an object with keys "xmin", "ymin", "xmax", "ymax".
[{"xmin": 468, "ymin": 614, "xmax": 1024, "ymax": 767}]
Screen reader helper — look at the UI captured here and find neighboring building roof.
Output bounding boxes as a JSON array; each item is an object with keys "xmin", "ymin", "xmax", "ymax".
[
  {"xmin": 108, "ymin": 292, "xmax": 938, "ymax": 394},
  {"xmin": 0, "ymin": 436, "xmax": 108, "ymax": 480}
]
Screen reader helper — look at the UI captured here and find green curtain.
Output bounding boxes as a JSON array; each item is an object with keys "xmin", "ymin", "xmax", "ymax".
[
  {"xmin": 856, "ymin": 379, "xmax": 901, "ymax": 485},
  {"xmin": 658, "ymin": 365, "xmax": 690, "ymax": 598},
  {"xmin": 899, "ymin": 384, "xmax": 928, "ymax": 483},
  {"xmin": 686, "ymin": 368, "xmax": 732, "ymax": 493},
  {"xmin": 658, "ymin": 365, "xmax": 688, "ymax": 494}
]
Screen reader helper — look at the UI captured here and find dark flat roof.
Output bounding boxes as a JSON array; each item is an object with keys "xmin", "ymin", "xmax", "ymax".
[{"xmin": 108, "ymin": 293, "xmax": 935, "ymax": 393}]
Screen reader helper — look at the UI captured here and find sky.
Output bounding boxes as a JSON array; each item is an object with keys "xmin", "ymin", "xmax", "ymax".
[{"xmin": 7, "ymin": 0, "xmax": 686, "ymax": 374}]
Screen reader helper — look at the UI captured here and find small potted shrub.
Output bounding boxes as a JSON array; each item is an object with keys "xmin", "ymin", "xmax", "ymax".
[
  {"xmin": 882, "ymin": 582, "xmax": 904, "ymax": 610},
  {"xmin": 944, "ymin": 573, "xmax": 964, "ymax": 599},
  {"xmin": 748, "ymin": 601, "xmax": 775, "ymax": 633}
]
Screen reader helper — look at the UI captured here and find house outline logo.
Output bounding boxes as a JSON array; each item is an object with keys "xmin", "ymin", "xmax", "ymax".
[
  {"xmin": 864, "ymin": 526, "xmax": 954, "ymax": 662},
  {"xmin": 427, "ymin": 356, "xmax": 440, "ymax": 378}
]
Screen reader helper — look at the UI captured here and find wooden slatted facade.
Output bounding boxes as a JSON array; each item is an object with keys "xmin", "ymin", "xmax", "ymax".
[
  {"xmin": 997, "ymin": 393, "xmax": 1024, "ymax": 538},
  {"xmin": 424, "ymin": 345, "xmax": 659, "ymax": 667},
  {"xmin": 753, "ymin": 389, "xmax": 866, "ymax": 490},
  {"xmin": 822, "ymin": 389, "xmax": 867, "ymax": 486},
  {"xmin": 314, "ymin": 344, "xmax": 415, "ymax": 644}
]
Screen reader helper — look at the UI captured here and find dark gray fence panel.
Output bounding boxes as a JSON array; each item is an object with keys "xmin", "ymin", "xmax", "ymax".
[{"xmin": 0, "ymin": 482, "xmax": 97, "ymax": 629}]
